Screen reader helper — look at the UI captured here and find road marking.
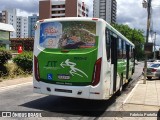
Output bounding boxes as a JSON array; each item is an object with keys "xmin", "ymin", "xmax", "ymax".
[
  {"xmin": 123, "ymin": 81, "xmax": 140, "ymax": 104},
  {"xmin": 0, "ymin": 82, "xmax": 32, "ymax": 92}
]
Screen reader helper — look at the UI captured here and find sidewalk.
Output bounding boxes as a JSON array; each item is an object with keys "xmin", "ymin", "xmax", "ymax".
[
  {"xmin": 0, "ymin": 76, "xmax": 32, "ymax": 88},
  {"xmin": 123, "ymin": 77, "xmax": 160, "ymax": 108},
  {"xmin": 115, "ymin": 77, "xmax": 160, "ymax": 120}
]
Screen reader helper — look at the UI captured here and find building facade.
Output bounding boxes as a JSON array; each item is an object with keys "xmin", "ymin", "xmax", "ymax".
[
  {"xmin": 16, "ymin": 16, "xmax": 28, "ymax": 38},
  {"xmin": 39, "ymin": 0, "xmax": 89, "ymax": 20},
  {"xmin": 0, "ymin": 13, "xmax": 2, "ymax": 22},
  {"xmin": 28, "ymin": 14, "xmax": 39, "ymax": 38},
  {"xmin": 1, "ymin": 9, "xmax": 17, "ymax": 38},
  {"xmin": 93, "ymin": 0, "xmax": 117, "ymax": 24}
]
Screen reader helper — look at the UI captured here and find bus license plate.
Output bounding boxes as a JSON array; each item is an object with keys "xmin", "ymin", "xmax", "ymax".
[{"xmin": 58, "ymin": 75, "xmax": 70, "ymax": 80}]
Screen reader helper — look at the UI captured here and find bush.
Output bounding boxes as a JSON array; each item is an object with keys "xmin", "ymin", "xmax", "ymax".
[
  {"xmin": 0, "ymin": 48, "xmax": 12, "ymax": 77},
  {"xmin": 0, "ymin": 62, "xmax": 32, "ymax": 80},
  {"xmin": 0, "ymin": 48, "xmax": 12, "ymax": 65},
  {"xmin": 13, "ymin": 52, "xmax": 33, "ymax": 72}
]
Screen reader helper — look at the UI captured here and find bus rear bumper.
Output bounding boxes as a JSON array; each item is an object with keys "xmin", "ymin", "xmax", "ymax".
[{"xmin": 33, "ymin": 81, "xmax": 106, "ymax": 100}]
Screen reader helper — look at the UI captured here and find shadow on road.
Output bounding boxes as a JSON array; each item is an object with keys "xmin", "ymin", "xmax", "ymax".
[
  {"xmin": 20, "ymin": 94, "xmax": 117, "ymax": 117},
  {"xmin": 20, "ymin": 78, "xmax": 140, "ymax": 117}
]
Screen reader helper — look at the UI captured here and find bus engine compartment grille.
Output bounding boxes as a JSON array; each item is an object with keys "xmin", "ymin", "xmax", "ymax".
[{"xmin": 55, "ymin": 88, "xmax": 72, "ymax": 93}]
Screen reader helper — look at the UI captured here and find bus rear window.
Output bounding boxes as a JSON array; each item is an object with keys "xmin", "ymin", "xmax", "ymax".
[{"xmin": 39, "ymin": 21, "xmax": 96, "ymax": 49}]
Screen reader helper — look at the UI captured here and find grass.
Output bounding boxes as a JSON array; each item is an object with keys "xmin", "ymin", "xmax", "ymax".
[{"xmin": 0, "ymin": 62, "xmax": 32, "ymax": 82}]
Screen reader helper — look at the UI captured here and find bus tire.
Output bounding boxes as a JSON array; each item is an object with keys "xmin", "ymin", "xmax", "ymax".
[
  {"xmin": 132, "ymin": 68, "xmax": 134, "ymax": 75},
  {"xmin": 147, "ymin": 77, "xmax": 152, "ymax": 80},
  {"xmin": 117, "ymin": 74, "xmax": 123, "ymax": 96}
]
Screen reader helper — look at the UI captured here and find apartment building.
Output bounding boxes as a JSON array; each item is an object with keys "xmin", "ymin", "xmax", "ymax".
[
  {"xmin": 28, "ymin": 14, "xmax": 39, "ymax": 38},
  {"xmin": 0, "ymin": 13, "xmax": 2, "ymax": 22},
  {"xmin": 93, "ymin": 0, "xmax": 117, "ymax": 24},
  {"xmin": 16, "ymin": 16, "xmax": 28, "ymax": 38},
  {"xmin": 39, "ymin": 0, "xmax": 89, "ymax": 20},
  {"xmin": 1, "ymin": 9, "xmax": 17, "ymax": 38}
]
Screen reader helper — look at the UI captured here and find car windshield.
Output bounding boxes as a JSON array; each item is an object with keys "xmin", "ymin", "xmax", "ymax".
[{"xmin": 151, "ymin": 64, "xmax": 160, "ymax": 68}]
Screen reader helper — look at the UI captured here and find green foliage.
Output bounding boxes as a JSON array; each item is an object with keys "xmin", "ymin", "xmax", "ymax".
[
  {"xmin": 0, "ymin": 47, "xmax": 12, "ymax": 65},
  {"xmin": 0, "ymin": 62, "xmax": 31, "ymax": 80},
  {"xmin": 13, "ymin": 52, "xmax": 33, "ymax": 72},
  {"xmin": 0, "ymin": 48, "xmax": 12, "ymax": 77},
  {"xmin": 111, "ymin": 23, "xmax": 145, "ymax": 60},
  {"xmin": 0, "ymin": 64, "xmax": 8, "ymax": 77}
]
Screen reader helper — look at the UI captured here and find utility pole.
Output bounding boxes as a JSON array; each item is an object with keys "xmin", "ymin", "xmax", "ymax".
[
  {"xmin": 142, "ymin": 0, "xmax": 152, "ymax": 84},
  {"xmin": 153, "ymin": 32, "xmax": 156, "ymax": 60}
]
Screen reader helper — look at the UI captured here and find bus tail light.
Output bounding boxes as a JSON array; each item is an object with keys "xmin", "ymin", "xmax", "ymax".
[
  {"xmin": 34, "ymin": 56, "xmax": 40, "ymax": 81},
  {"xmin": 152, "ymin": 68, "xmax": 157, "ymax": 72},
  {"xmin": 92, "ymin": 58, "xmax": 102, "ymax": 86}
]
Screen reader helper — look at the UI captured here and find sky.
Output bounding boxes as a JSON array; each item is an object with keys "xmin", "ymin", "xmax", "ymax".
[{"xmin": 0, "ymin": 0, "xmax": 160, "ymax": 47}]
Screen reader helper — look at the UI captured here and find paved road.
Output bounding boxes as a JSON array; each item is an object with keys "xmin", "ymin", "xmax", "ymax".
[{"xmin": 0, "ymin": 62, "xmax": 143, "ymax": 119}]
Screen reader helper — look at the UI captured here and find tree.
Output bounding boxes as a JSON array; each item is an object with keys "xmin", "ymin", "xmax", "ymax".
[{"xmin": 111, "ymin": 23, "xmax": 145, "ymax": 60}]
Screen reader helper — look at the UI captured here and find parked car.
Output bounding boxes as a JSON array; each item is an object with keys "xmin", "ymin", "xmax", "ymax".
[
  {"xmin": 146, "ymin": 63, "xmax": 160, "ymax": 80},
  {"xmin": 147, "ymin": 59, "xmax": 154, "ymax": 66},
  {"xmin": 154, "ymin": 60, "xmax": 160, "ymax": 63},
  {"xmin": 147, "ymin": 59, "xmax": 160, "ymax": 66}
]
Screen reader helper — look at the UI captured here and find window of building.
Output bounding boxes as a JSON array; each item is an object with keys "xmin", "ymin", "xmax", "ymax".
[
  {"xmin": 82, "ymin": 6, "xmax": 85, "ymax": 11},
  {"xmin": 86, "ymin": 9, "xmax": 89, "ymax": 12},
  {"xmin": 78, "ymin": 3, "xmax": 81, "ymax": 7},
  {"xmin": 82, "ymin": 12, "xmax": 85, "ymax": 16}
]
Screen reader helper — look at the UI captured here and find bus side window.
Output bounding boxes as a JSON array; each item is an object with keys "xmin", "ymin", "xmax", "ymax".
[
  {"xmin": 121, "ymin": 39, "xmax": 123, "ymax": 58},
  {"xmin": 105, "ymin": 29, "xmax": 110, "ymax": 61},
  {"xmin": 118, "ymin": 38, "xmax": 123, "ymax": 59},
  {"xmin": 129, "ymin": 46, "xmax": 131, "ymax": 59},
  {"xmin": 131, "ymin": 46, "xmax": 134, "ymax": 62},
  {"xmin": 123, "ymin": 41, "xmax": 126, "ymax": 59}
]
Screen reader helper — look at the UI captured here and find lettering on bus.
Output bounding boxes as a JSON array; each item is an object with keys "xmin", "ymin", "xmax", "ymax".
[
  {"xmin": 45, "ymin": 27, "xmax": 58, "ymax": 34},
  {"xmin": 45, "ymin": 61, "xmax": 57, "ymax": 67}
]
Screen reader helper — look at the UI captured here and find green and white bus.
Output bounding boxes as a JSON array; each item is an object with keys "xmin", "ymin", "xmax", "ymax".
[{"xmin": 33, "ymin": 17, "xmax": 135, "ymax": 100}]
